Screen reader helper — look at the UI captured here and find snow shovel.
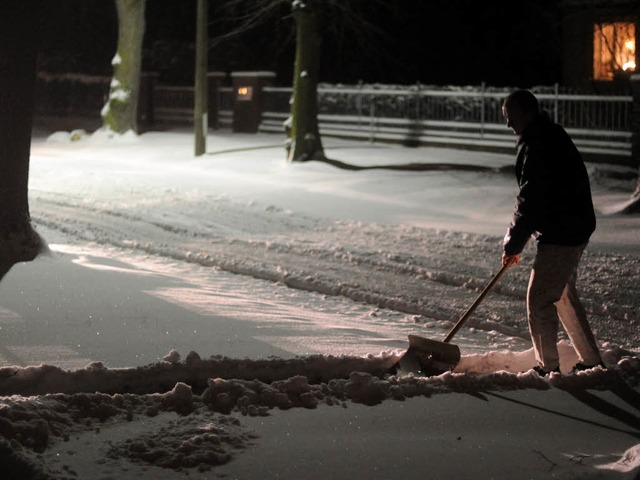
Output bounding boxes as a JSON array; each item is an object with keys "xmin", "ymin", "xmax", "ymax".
[{"xmin": 394, "ymin": 263, "xmax": 511, "ymax": 376}]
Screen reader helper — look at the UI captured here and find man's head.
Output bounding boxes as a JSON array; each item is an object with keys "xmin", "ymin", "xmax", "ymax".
[{"xmin": 502, "ymin": 90, "xmax": 539, "ymax": 135}]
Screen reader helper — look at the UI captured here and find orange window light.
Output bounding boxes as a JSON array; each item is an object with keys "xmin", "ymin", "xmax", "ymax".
[{"xmin": 593, "ymin": 22, "xmax": 636, "ymax": 80}]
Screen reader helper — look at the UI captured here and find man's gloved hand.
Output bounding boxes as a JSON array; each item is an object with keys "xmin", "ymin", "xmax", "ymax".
[{"xmin": 502, "ymin": 252, "xmax": 521, "ymax": 267}]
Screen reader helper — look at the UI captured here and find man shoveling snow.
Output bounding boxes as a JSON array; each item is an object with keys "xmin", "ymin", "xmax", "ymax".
[{"xmin": 501, "ymin": 89, "xmax": 605, "ymax": 376}]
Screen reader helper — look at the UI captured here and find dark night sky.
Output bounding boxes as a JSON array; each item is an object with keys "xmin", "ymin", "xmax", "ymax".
[{"xmin": 38, "ymin": 0, "xmax": 562, "ymax": 88}]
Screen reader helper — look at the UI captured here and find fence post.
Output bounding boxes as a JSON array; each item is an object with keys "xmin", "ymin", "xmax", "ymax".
[
  {"xmin": 402, "ymin": 83, "xmax": 422, "ymax": 147},
  {"xmin": 631, "ymin": 73, "xmax": 640, "ymax": 169},
  {"xmin": 369, "ymin": 94, "xmax": 375, "ymax": 143},
  {"xmin": 357, "ymin": 79, "xmax": 363, "ymax": 128},
  {"xmin": 230, "ymin": 71, "xmax": 276, "ymax": 133},
  {"xmin": 136, "ymin": 72, "xmax": 158, "ymax": 132},
  {"xmin": 554, "ymin": 83, "xmax": 559, "ymax": 124},
  {"xmin": 480, "ymin": 81, "xmax": 486, "ymax": 138},
  {"xmin": 207, "ymin": 71, "xmax": 226, "ymax": 129}
]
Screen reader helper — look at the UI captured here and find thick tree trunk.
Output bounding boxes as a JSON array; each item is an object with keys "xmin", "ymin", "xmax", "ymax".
[
  {"xmin": 0, "ymin": 1, "xmax": 47, "ymax": 280},
  {"xmin": 102, "ymin": 0, "xmax": 146, "ymax": 134},
  {"xmin": 288, "ymin": 1, "xmax": 325, "ymax": 162}
]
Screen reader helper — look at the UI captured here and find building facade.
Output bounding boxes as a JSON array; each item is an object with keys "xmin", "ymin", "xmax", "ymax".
[{"xmin": 562, "ymin": 0, "xmax": 639, "ymax": 91}]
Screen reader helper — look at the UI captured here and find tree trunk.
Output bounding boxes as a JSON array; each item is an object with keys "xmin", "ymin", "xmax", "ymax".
[
  {"xmin": 0, "ymin": 1, "xmax": 47, "ymax": 281},
  {"xmin": 102, "ymin": 0, "xmax": 146, "ymax": 134},
  {"xmin": 288, "ymin": 1, "xmax": 325, "ymax": 162}
]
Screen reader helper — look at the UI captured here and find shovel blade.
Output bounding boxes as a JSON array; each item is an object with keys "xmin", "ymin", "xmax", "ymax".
[{"xmin": 394, "ymin": 334, "xmax": 461, "ymax": 376}]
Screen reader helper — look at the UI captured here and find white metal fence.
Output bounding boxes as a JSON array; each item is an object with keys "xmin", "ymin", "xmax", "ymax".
[{"xmin": 257, "ymin": 84, "xmax": 633, "ymax": 159}]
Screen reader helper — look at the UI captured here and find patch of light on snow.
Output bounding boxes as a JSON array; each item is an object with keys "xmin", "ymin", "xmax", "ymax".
[
  {"xmin": 596, "ymin": 443, "xmax": 640, "ymax": 473},
  {"xmin": 455, "ymin": 340, "xmax": 582, "ymax": 374},
  {"xmin": 1, "ymin": 345, "xmax": 93, "ymax": 370}
]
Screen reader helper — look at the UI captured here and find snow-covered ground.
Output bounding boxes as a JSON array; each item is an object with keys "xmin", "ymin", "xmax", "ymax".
[{"xmin": 0, "ymin": 128, "xmax": 639, "ymax": 479}]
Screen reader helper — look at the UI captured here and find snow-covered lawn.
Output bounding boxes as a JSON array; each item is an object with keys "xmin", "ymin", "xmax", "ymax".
[{"xmin": 0, "ymin": 129, "xmax": 638, "ymax": 479}]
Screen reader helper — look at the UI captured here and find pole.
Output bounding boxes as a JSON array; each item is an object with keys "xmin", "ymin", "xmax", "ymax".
[
  {"xmin": 554, "ymin": 82, "xmax": 559, "ymax": 124},
  {"xmin": 194, "ymin": 0, "xmax": 208, "ymax": 156},
  {"xmin": 480, "ymin": 81, "xmax": 485, "ymax": 139}
]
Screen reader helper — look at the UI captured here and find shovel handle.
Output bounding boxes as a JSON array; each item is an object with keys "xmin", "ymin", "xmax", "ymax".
[{"xmin": 442, "ymin": 263, "xmax": 511, "ymax": 343}]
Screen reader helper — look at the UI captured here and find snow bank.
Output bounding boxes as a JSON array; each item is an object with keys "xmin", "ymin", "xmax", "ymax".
[{"xmin": 0, "ymin": 348, "xmax": 637, "ymax": 462}]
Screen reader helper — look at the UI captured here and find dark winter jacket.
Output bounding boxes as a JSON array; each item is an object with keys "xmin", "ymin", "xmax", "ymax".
[{"xmin": 503, "ymin": 112, "xmax": 596, "ymax": 256}]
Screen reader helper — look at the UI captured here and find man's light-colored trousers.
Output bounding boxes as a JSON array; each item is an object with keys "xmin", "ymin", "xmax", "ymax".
[{"xmin": 527, "ymin": 243, "xmax": 602, "ymax": 371}]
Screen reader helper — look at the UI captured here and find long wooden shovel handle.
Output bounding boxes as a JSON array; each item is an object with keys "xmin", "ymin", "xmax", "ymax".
[{"xmin": 442, "ymin": 263, "xmax": 511, "ymax": 344}]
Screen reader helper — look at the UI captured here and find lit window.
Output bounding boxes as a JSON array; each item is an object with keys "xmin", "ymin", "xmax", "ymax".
[{"xmin": 593, "ymin": 22, "xmax": 636, "ymax": 80}]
